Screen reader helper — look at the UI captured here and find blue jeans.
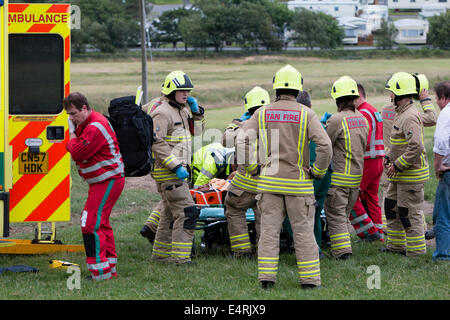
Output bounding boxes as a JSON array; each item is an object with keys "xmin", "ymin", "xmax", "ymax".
[{"xmin": 432, "ymin": 171, "xmax": 450, "ymax": 261}]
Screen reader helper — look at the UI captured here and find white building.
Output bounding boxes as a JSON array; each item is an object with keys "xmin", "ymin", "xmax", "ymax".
[
  {"xmin": 394, "ymin": 18, "xmax": 429, "ymax": 44},
  {"xmin": 287, "ymin": 0, "xmax": 360, "ymax": 18},
  {"xmin": 388, "ymin": 0, "xmax": 450, "ymax": 10},
  {"xmin": 359, "ymin": 5, "xmax": 389, "ymax": 31},
  {"xmin": 338, "ymin": 16, "xmax": 368, "ymax": 44},
  {"xmin": 419, "ymin": 3, "xmax": 447, "ymax": 19}
]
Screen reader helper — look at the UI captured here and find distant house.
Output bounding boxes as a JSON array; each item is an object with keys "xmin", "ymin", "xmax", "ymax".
[
  {"xmin": 338, "ymin": 16, "xmax": 368, "ymax": 44},
  {"xmin": 419, "ymin": 3, "xmax": 447, "ymax": 19},
  {"xmin": 387, "ymin": 0, "xmax": 450, "ymax": 11},
  {"xmin": 394, "ymin": 18, "xmax": 429, "ymax": 44},
  {"xmin": 359, "ymin": 5, "xmax": 389, "ymax": 31},
  {"xmin": 287, "ymin": 0, "xmax": 360, "ymax": 18}
]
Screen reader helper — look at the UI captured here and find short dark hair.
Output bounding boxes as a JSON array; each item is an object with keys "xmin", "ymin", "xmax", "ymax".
[
  {"xmin": 275, "ymin": 88, "xmax": 299, "ymax": 99},
  {"xmin": 357, "ymin": 84, "xmax": 366, "ymax": 98},
  {"xmin": 336, "ymin": 96, "xmax": 356, "ymax": 111},
  {"xmin": 63, "ymin": 92, "xmax": 91, "ymax": 111},
  {"xmin": 434, "ymin": 81, "xmax": 450, "ymax": 100},
  {"xmin": 296, "ymin": 91, "xmax": 312, "ymax": 108}
]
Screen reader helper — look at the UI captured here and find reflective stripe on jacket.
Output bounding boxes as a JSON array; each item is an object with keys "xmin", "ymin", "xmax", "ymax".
[
  {"xmin": 326, "ymin": 109, "xmax": 368, "ymax": 188},
  {"xmin": 237, "ymin": 95, "xmax": 332, "ymax": 196},
  {"xmin": 382, "ymin": 100, "xmax": 437, "ymax": 157},
  {"xmin": 387, "ymin": 101, "xmax": 430, "ymax": 184},
  {"xmin": 358, "ymin": 102, "xmax": 384, "ymax": 159},
  {"xmin": 66, "ymin": 110, "xmax": 124, "ymax": 184},
  {"xmin": 149, "ymin": 96, "xmax": 204, "ymax": 183}
]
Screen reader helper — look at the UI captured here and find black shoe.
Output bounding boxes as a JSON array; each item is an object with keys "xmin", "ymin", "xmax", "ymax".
[
  {"xmin": 336, "ymin": 253, "xmax": 352, "ymax": 260},
  {"xmin": 425, "ymin": 229, "xmax": 435, "ymax": 240},
  {"xmin": 358, "ymin": 232, "xmax": 382, "ymax": 242},
  {"xmin": 140, "ymin": 225, "xmax": 156, "ymax": 244},
  {"xmin": 301, "ymin": 284, "xmax": 320, "ymax": 290},
  {"xmin": 379, "ymin": 247, "xmax": 406, "ymax": 256},
  {"xmin": 260, "ymin": 280, "xmax": 275, "ymax": 290}
]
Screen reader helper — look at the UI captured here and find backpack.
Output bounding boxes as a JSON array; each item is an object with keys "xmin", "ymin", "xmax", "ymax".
[{"xmin": 106, "ymin": 96, "xmax": 154, "ymax": 177}]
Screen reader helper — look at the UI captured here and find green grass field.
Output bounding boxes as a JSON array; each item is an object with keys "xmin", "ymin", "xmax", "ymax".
[{"xmin": 1, "ymin": 56, "xmax": 449, "ymax": 301}]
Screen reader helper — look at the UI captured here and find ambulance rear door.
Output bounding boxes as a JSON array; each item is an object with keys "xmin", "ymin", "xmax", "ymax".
[{"xmin": 8, "ymin": 3, "xmax": 71, "ymax": 223}]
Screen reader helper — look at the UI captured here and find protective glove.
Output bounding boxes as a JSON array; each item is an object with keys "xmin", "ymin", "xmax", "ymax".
[
  {"xmin": 175, "ymin": 166, "xmax": 189, "ymax": 180},
  {"xmin": 186, "ymin": 96, "xmax": 199, "ymax": 113},
  {"xmin": 320, "ymin": 112, "xmax": 333, "ymax": 125},
  {"xmin": 239, "ymin": 111, "xmax": 251, "ymax": 121},
  {"xmin": 68, "ymin": 118, "xmax": 76, "ymax": 134}
]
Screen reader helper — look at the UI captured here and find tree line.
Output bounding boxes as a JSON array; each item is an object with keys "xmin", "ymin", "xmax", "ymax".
[{"xmin": 10, "ymin": 0, "xmax": 450, "ymax": 52}]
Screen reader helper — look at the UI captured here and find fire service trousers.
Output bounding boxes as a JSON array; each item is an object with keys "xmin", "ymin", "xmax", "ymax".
[
  {"xmin": 151, "ymin": 180, "xmax": 200, "ymax": 264},
  {"xmin": 257, "ymin": 193, "xmax": 320, "ymax": 286},
  {"xmin": 384, "ymin": 182, "xmax": 426, "ymax": 256},
  {"xmin": 224, "ymin": 185, "xmax": 261, "ymax": 256},
  {"xmin": 81, "ymin": 177, "xmax": 125, "ymax": 281},
  {"xmin": 324, "ymin": 186, "xmax": 359, "ymax": 258}
]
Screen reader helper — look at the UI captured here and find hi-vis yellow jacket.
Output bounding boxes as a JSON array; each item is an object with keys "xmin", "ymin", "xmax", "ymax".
[
  {"xmin": 326, "ymin": 109, "xmax": 369, "ymax": 188},
  {"xmin": 387, "ymin": 100, "xmax": 430, "ymax": 184},
  {"xmin": 237, "ymin": 95, "xmax": 332, "ymax": 196},
  {"xmin": 147, "ymin": 96, "xmax": 204, "ymax": 183}
]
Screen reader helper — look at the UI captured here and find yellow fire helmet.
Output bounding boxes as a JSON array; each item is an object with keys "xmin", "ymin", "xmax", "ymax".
[
  {"xmin": 385, "ymin": 72, "xmax": 417, "ymax": 96},
  {"xmin": 161, "ymin": 70, "xmax": 194, "ymax": 96},
  {"xmin": 273, "ymin": 64, "xmax": 303, "ymax": 91},
  {"xmin": 330, "ymin": 76, "xmax": 359, "ymax": 100},
  {"xmin": 244, "ymin": 86, "xmax": 270, "ymax": 111},
  {"xmin": 412, "ymin": 73, "xmax": 429, "ymax": 95}
]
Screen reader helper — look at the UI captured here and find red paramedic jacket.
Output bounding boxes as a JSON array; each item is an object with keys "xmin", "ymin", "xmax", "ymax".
[
  {"xmin": 357, "ymin": 102, "xmax": 385, "ymax": 159},
  {"xmin": 66, "ymin": 110, "xmax": 124, "ymax": 184}
]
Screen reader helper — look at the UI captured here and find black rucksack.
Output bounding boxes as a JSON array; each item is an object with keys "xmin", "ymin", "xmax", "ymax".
[{"xmin": 107, "ymin": 96, "xmax": 154, "ymax": 177}]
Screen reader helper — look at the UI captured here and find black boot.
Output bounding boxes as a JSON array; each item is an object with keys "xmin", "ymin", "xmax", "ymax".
[
  {"xmin": 301, "ymin": 283, "xmax": 320, "ymax": 290},
  {"xmin": 260, "ymin": 280, "xmax": 275, "ymax": 290},
  {"xmin": 139, "ymin": 225, "xmax": 156, "ymax": 244},
  {"xmin": 336, "ymin": 253, "xmax": 352, "ymax": 260}
]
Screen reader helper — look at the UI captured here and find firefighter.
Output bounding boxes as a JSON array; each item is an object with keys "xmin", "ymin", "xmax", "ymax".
[
  {"xmin": 191, "ymin": 143, "xmax": 236, "ymax": 188},
  {"xmin": 64, "ymin": 92, "xmax": 125, "ymax": 281},
  {"xmin": 380, "ymin": 73, "xmax": 436, "ymax": 236},
  {"xmin": 381, "ymin": 72, "xmax": 430, "ymax": 257},
  {"xmin": 238, "ymin": 65, "xmax": 332, "ymax": 289},
  {"xmin": 224, "ymin": 86, "xmax": 270, "ymax": 259},
  {"xmin": 140, "ymin": 143, "xmax": 235, "ymax": 244},
  {"xmin": 323, "ymin": 76, "xmax": 369, "ymax": 260},
  {"xmin": 349, "ymin": 83, "xmax": 385, "ymax": 242},
  {"xmin": 222, "ymin": 87, "xmax": 268, "ymax": 148},
  {"xmin": 149, "ymin": 70, "xmax": 205, "ymax": 265}
]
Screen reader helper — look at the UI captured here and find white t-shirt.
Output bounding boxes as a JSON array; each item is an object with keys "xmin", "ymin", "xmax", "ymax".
[{"xmin": 433, "ymin": 102, "xmax": 450, "ymax": 166}]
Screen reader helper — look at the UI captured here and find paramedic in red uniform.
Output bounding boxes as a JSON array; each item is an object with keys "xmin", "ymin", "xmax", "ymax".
[
  {"xmin": 349, "ymin": 84, "xmax": 385, "ymax": 241},
  {"xmin": 64, "ymin": 92, "xmax": 125, "ymax": 281}
]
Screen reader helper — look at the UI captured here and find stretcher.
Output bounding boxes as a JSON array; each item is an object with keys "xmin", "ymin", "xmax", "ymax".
[{"xmin": 195, "ymin": 204, "xmax": 257, "ymax": 254}]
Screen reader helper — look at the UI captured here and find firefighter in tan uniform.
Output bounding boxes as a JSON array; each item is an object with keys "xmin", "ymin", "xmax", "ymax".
[
  {"xmin": 381, "ymin": 72, "xmax": 430, "ymax": 257},
  {"xmin": 323, "ymin": 76, "xmax": 369, "ymax": 260},
  {"xmin": 149, "ymin": 70, "xmax": 205, "ymax": 264},
  {"xmin": 238, "ymin": 65, "xmax": 332, "ymax": 289},
  {"xmin": 380, "ymin": 73, "xmax": 437, "ymax": 235},
  {"xmin": 224, "ymin": 86, "xmax": 270, "ymax": 258}
]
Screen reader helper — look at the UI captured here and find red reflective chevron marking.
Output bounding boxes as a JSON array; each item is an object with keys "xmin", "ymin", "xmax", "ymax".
[
  {"xmin": 46, "ymin": 4, "xmax": 70, "ymax": 13},
  {"xmin": 27, "ymin": 23, "xmax": 56, "ymax": 33},
  {"xmin": 24, "ymin": 175, "xmax": 70, "ymax": 222},
  {"xmin": 10, "ymin": 132, "xmax": 69, "ymax": 211},
  {"xmin": 8, "ymin": 4, "xmax": 30, "ymax": 13},
  {"xmin": 11, "ymin": 121, "xmax": 52, "ymax": 161}
]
